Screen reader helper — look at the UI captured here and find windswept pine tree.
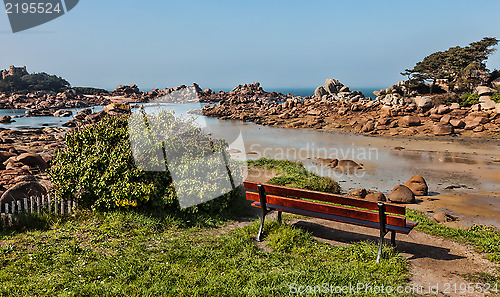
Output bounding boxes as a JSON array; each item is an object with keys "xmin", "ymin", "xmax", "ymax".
[{"xmin": 402, "ymin": 37, "xmax": 499, "ymax": 93}]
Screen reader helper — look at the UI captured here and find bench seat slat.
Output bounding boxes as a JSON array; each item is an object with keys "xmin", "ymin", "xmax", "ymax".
[
  {"xmin": 244, "ymin": 181, "xmax": 405, "ymax": 216},
  {"xmin": 247, "ymin": 192, "xmax": 407, "ymax": 228},
  {"xmin": 251, "ymin": 202, "xmax": 415, "ymax": 234}
]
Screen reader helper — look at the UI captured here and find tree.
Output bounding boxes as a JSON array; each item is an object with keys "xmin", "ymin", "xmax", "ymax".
[
  {"xmin": 402, "ymin": 37, "xmax": 499, "ymax": 93},
  {"xmin": 0, "ymin": 71, "xmax": 70, "ymax": 93}
]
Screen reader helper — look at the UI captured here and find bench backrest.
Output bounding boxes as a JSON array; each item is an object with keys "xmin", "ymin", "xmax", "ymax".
[{"xmin": 244, "ymin": 181, "xmax": 408, "ymax": 229}]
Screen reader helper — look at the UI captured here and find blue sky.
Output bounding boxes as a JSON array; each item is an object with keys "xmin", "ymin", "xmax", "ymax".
[{"xmin": 1, "ymin": 0, "xmax": 499, "ymax": 91}]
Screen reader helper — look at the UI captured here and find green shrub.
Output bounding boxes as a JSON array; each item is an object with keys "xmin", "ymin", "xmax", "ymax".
[
  {"xmin": 491, "ymin": 93, "xmax": 500, "ymax": 103},
  {"xmin": 459, "ymin": 93, "xmax": 480, "ymax": 107},
  {"xmin": 50, "ymin": 112, "xmax": 243, "ymax": 216}
]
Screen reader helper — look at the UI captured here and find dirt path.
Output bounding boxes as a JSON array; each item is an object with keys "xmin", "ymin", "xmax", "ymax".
[{"xmin": 242, "ymin": 167, "xmax": 500, "ymax": 296}]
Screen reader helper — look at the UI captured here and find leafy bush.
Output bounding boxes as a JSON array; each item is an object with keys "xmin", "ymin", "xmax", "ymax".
[
  {"xmin": 491, "ymin": 93, "xmax": 500, "ymax": 103},
  {"xmin": 460, "ymin": 93, "xmax": 480, "ymax": 107},
  {"xmin": 248, "ymin": 158, "xmax": 340, "ymax": 193},
  {"xmin": 50, "ymin": 112, "xmax": 243, "ymax": 216}
]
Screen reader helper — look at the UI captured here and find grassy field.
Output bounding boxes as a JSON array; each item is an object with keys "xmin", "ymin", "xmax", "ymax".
[{"xmin": 0, "ymin": 212, "xmax": 409, "ymax": 296}]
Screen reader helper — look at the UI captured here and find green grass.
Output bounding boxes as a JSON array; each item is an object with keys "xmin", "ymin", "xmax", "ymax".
[
  {"xmin": 248, "ymin": 158, "xmax": 340, "ymax": 194},
  {"xmin": 407, "ymin": 209, "xmax": 500, "ymax": 264},
  {"xmin": 0, "ymin": 212, "xmax": 409, "ymax": 296}
]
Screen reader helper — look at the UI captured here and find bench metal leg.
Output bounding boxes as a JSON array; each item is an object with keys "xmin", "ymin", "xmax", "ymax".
[
  {"xmin": 376, "ymin": 202, "xmax": 387, "ymax": 263},
  {"xmin": 256, "ymin": 184, "xmax": 268, "ymax": 242},
  {"xmin": 376, "ymin": 233, "xmax": 384, "ymax": 263},
  {"xmin": 391, "ymin": 231, "xmax": 396, "ymax": 247},
  {"xmin": 257, "ymin": 210, "xmax": 266, "ymax": 242},
  {"xmin": 277, "ymin": 211, "xmax": 282, "ymax": 224}
]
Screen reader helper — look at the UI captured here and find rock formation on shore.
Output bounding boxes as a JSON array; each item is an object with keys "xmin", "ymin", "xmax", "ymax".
[{"xmin": 202, "ymin": 79, "xmax": 500, "ymax": 138}]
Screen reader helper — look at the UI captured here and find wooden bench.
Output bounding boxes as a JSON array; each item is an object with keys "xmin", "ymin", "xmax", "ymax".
[{"xmin": 244, "ymin": 181, "xmax": 418, "ymax": 262}]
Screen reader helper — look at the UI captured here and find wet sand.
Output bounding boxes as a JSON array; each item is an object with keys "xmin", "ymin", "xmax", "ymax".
[{"xmin": 205, "ymin": 119, "xmax": 500, "ymax": 228}]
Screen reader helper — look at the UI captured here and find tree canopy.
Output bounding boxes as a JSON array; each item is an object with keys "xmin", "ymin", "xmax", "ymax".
[
  {"xmin": 0, "ymin": 72, "xmax": 70, "ymax": 93},
  {"xmin": 402, "ymin": 37, "xmax": 499, "ymax": 93}
]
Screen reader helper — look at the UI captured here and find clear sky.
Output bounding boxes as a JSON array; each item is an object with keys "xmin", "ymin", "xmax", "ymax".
[{"xmin": 1, "ymin": 0, "xmax": 499, "ymax": 91}]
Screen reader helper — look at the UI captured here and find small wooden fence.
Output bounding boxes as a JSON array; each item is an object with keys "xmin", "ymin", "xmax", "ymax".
[{"xmin": 0, "ymin": 195, "xmax": 78, "ymax": 227}]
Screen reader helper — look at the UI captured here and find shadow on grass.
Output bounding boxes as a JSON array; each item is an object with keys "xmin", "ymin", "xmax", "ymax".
[{"xmin": 293, "ymin": 220, "xmax": 466, "ymax": 261}]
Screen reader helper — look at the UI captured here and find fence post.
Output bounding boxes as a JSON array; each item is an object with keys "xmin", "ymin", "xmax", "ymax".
[
  {"xmin": 60, "ymin": 199, "xmax": 64, "ymax": 215},
  {"xmin": 23, "ymin": 198, "xmax": 28, "ymax": 213},
  {"xmin": 37, "ymin": 196, "xmax": 40, "ymax": 214},
  {"xmin": 5, "ymin": 203, "xmax": 11, "ymax": 226},
  {"xmin": 48, "ymin": 194, "xmax": 52, "ymax": 213},
  {"xmin": 30, "ymin": 197, "xmax": 34, "ymax": 213}
]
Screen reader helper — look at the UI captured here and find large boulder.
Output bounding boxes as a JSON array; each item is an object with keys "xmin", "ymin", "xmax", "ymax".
[
  {"xmin": 0, "ymin": 151, "xmax": 16, "ymax": 163},
  {"xmin": 361, "ymin": 121, "xmax": 375, "ymax": 133},
  {"xmin": 0, "ymin": 168, "xmax": 31, "ymax": 189},
  {"xmin": 433, "ymin": 124, "xmax": 454, "ymax": 136},
  {"xmin": 388, "ymin": 185, "xmax": 415, "ymax": 203},
  {"xmin": 476, "ymin": 86, "xmax": 496, "ymax": 96},
  {"xmin": 15, "ymin": 153, "xmax": 49, "ymax": 170},
  {"xmin": 399, "ymin": 116, "xmax": 421, "ymax": 127},
  {"xmin": 53, "ymin": 109, "xmax": 73, "ymax": 117},
  {"xmin": 103, "ymin": 103, "xmax": 131, "ymax": 115},
  {"xmin": 403, "ymin": 175, "xmax": 428, "ymax": 196},
  {"xmin": 0, "ymin": 181, "xmax": 46, "ymax": 204},
  {"xmin": 348, "ymin": 189, "xmax": 367, "ymax": 199},
  {"xmin": 414, "ymin": 96, "xmax": 434, "ymax": 108},
  {"xmin": 365, "ymin": 192, "xmax": 387, "ymax": 202},
  {"xmin": 324, "ymin": 79, "xmax": 342, "ymax": 94},
  {"xmin": 450, "ymin": 119, "xmax": 465, "ymax": 129},
  {"xmin": 332, "ymin": 160, "xmax": 363, "ymax": 171},
  {"xmin": 480, "ymin": 99, "xmax": 497, "ymax": 110},
  {"xmin": 0, "ymin": 115, "xmax": 13, "ymax": 123},
  {"xmin": 314, "ymin": 86, "xmax": 327, "ymax": 97},
  {"xmin": 75, "ymin": 108, "xmax": 92, "ymax": 120},
  {"xmin": 437, "ymin": 105, "xmax": 450, "ymax": 114},
  {"xmin": 113, "ymin": 84, "xmax": 140, "ymax": 94}
]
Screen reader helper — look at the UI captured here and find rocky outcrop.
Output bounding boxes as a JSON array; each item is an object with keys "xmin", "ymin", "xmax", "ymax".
[
  {"xmin": 313, "ymin": 79, "xmax": 368, "ymax": 103},
  {"xmin": 64, "ymin": 103, "xmax": 132, "ymax": 128},
  {"xmin": 198, "ymin": 82, "xmax": 293, "ymax": 104},
  {"xmin": 112, "ymin": 84, "xmax": 140, "ymax": 95},
  {"xmin": 202, "ymin": 79, "xmax": 500, "ymax": 138}
]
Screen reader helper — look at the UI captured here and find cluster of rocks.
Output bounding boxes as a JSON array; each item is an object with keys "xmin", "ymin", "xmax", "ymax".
[
  {"xmin": 0, "ymin": 89, "xmax": 110, "ymax": 112},
  {"xmin": 63, "ymin": 103, "xmax": 132, "ymax": 128},
  {"xmin": 198, "ymin": 82, "xmax": 296, "ymax": 104},
  {"xmin": 314, "ymin": 79, "xmax": 369, "ymax": 103},
  {"xmin": 348, "ymin": 175, "xmax": 428, "ymax": 204},
  {"xmin": 0, "ymin": 127, "xmax": 66, "ymax": 205},
  {"xmin": 203, "ymin": 79, "xmax": 500, "ymax": 138},
  {"xmin": 150, "ymin": 83, "xmax": 203, "ymax": 103}
]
